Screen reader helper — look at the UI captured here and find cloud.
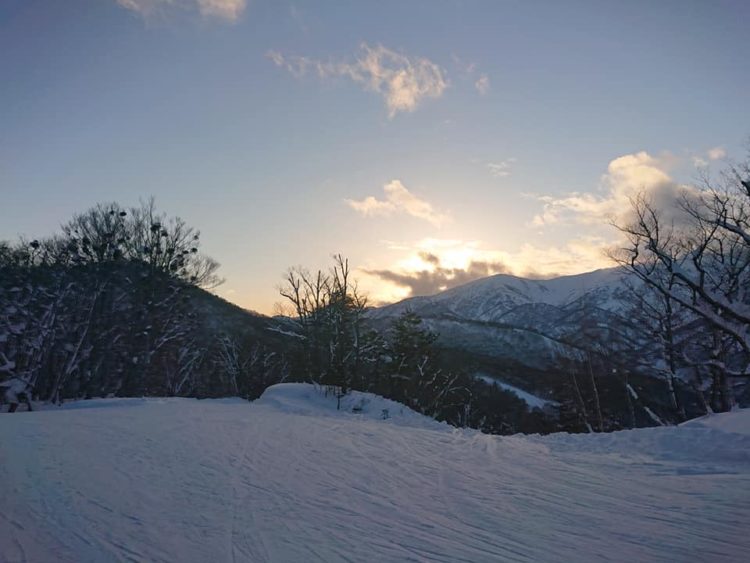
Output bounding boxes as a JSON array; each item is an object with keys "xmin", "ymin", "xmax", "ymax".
[
  {"xmin": 451, "ymin": 54, "xmax": 477, "ymax": 75},
  {"xmin": 116, "ymin": 0, "xmax": 246, "ymax": 22},
  {"xmin": 693, "ymin": 146, "xmax": 727, "ymax": 168},
  {"xmin": 197, "ymin": 0, "xmax": 245, "ymax": 20},
  {"xmin": 529, "ymin": 151, "xmax": 683, "ymax": 226},
  {"xmin": 451, "ymin": 55, "xmax": 490, "ymax": 96},
  {"xmin": 511, "ymin": 238, "xmax": 612, "ymax": 277},
  {"xmin": 267, "ymin": 44, "xmax": 448, "ymax": 117},
  {"xmin": 361, "ymin": 237, "xmax": 613, "ymax": 301},
  {"xmin": 346, "ymin": 180, "xmax": 450, "ymax": 226},
  {"xmin": 692, "ymin": 156, "xmax": 708, "ymax": 168},
  {"xmin": 487, "ymin": 158, "xmax": 515, "ymax": 178},
  {"xmin": 366, "ymin": 252, "xmax": 510, "ymax": 297},
  {"xmin": 475, "ymin": 74, "xmax": 490, "ymax": 95},
  {"xmin": 116, "ymin": 0, "xmax": 158, "ymax": 16}
]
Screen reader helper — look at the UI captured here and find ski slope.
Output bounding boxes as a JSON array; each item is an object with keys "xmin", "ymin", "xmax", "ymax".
[{"xmin": 1, "ymin": 384, "xmax": 749, "ymax": 562}]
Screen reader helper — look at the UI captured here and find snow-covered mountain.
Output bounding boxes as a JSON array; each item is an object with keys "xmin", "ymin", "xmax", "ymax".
[
  {"xmin": 1, "ymin": 384, "xmax": 748, "ymax": 562},
  {"xmin": 368, "ymin": 267, "xmax": 635, "ymax": 369},
  {"xmin": 371, "ymin": 267, "xmax": 630, "ymax": 322}
]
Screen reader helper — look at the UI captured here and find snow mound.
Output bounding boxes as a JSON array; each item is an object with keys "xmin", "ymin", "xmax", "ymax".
[
  {"xmin": 530, "ymin": 408, "xmax": 750, "ymax": 466},
  {"xmin": 681, "ymin": 408, "xmax": 750, "ymax": 436},
  {"xmin": 256, "ymin": 383, "xmax": 447, "ymax": 431}
]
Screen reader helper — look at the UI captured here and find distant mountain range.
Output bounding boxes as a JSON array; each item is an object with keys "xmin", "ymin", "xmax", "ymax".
[
  {"xmin": 372, "ymin": 268, "xmax": 630, "ymax": 320},
  {"xmin": 367, "ymin": 267, "xmax": 637, "ymax": 370}
]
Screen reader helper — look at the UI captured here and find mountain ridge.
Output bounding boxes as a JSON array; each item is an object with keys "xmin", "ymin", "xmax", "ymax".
[{"xmin": 369, "ymin": 266, "xmax": 630, "ymax": 323}]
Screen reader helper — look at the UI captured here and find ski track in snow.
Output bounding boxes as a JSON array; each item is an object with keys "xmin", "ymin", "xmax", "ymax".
[{"xmin": 1, "ymin": 387, "xmax": 749, "ymax": 563}]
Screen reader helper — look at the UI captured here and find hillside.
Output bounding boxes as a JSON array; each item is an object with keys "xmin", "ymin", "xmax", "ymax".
[
  {"xmin": 365, "ymin": 267, "xmax": 704, "ymax": 426},
  {"xmin": 367, "ymin": 267, "xmax": 634, "ymax": 369},
  {"xmin": 1, "ymin": 384, "xmax": 748, "ymax": 562},
  {"xmin": 370, "ymin": 267, "xmax": 630, "ymax": 322},
  {"xmin": 0, "ymin": 259, "xmax": 297, "ymax": 401}
]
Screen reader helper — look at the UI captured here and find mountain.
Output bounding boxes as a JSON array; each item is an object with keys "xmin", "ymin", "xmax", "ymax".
[
  {"xmin": 371, "ymin": 267, "xmax": 631, "ymax": 322},
  {"xmin": 1, "ymin": 385, "xmax": 747, "ymax": 562},
  {"xmin": 368, "ymin": 267, "xmax": 635, "ymax": 369},
  {"xmin": 364, "ymin": 267, "xmax": 692, "ymax": 419}
]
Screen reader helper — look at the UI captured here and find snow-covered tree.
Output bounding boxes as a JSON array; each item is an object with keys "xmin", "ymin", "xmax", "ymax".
[
  {"xmin": 0, "ymin": 200, "xmax": 236, "ymax": 403},
  {"xmin": 384, "ymin": 311, "xmax": 470, "ymax": 420},
  {"xmin": 613, "ymin": 153, "xmax": 750, "ymax": 411}
]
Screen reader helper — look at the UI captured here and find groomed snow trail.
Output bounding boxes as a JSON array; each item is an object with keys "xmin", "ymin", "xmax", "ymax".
[{"xmin": 1, "ymin": 386, "xmax": 749, "ymax": 563}]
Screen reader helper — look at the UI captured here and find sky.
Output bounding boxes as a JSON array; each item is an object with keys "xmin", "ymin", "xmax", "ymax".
[{"xmin": 1, "ymin": 0, "xmax": 749, "ymax": 313}]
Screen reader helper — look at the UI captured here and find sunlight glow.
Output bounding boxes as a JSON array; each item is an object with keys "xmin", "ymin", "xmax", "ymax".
[{"xmin": 358, "ymin": 237, "xmax": 614, "ymax": 305}]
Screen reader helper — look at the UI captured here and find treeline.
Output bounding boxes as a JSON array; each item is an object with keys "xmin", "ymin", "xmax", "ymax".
[{"xmin": 0, "ymin": 200, "xmax": 288, "ymax": 403}]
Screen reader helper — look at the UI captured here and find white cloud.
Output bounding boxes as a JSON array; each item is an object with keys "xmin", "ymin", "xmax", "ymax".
[
  {"xmin": 197, "ymin": 0, "xmax": 245, "ymax": 20},
  {"xmin": 487, "ymin": 158, "xmax": 515, "ymax": 178},
  {"xmin": 692, "ymin": 156, "xmax": 708, "ymax": 168},
  {"xmin": 346, "ymin": 180, "xmax": 450, "ymax": 226},
  {"xmin": 116, "ymin": 0, "xmax": 245, "ymax": 22},
  {"xmin": 267, "ymin": 44, "xmax": 448, "ymax": 117},
  {"xmin": 359, "ymin": 237, "xmax": 613, "ymax": 303},
  {"xmin": 475, "ymin": 74, "xmax": 490, "ymax": 95},
  {"xmin": 116, "ymin": 0, "xmax": 157, "ymax": 16},
  {"xmin": 530, "ymin": 151, "xmax": 682, "ymax": 226},
  {"xmin": 693, "ymin": 146, "xmax": 727, "ymax": 168},
  {"xmin": 266, "ymin": 50, "xmax": 286, "ymax": 68},
  {"xmin": 451, "ymin": 55, "xmax": 490, "ymax": 96},
  {"xmin": 451, "ymin": 54, "xmax": 477, "ymax": 75}
]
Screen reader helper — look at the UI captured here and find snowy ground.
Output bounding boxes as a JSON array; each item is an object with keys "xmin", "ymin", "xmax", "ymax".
[
  {"xmin": 1, "ymin": 384, "xmax": 749, "ymax": 562},
  {"xmin": 475, "ymin": 373, "xmax": 556, "ymax": 410}
]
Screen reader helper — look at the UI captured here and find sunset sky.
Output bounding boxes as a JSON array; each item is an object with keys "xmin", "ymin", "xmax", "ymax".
[{"xmin": 2, "ymin": 0, "xmax": 749, "ymax": 312}]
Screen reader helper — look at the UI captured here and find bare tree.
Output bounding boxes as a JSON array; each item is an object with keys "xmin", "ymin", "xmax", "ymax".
[
  {"xmin": 217, "ymin": 334, "xmax": 246, "ymax": 395},
  {"xmin": 279, "ymin": 254, "xmax": 368, "ymax": 406},
  {"xmin": 619, "ymin": 277, "xmax": 689, "ymax": 420},
  {"xmin": 612, "ymin": 154, "xmax": 750, "ymax": 411},
  {"xmin": 57, "ymin": 198, "xmax": 222, "ymax": 289},
  {"xmin": 162, "ymin": 342, "xmax": 206, "ymax": 396}
]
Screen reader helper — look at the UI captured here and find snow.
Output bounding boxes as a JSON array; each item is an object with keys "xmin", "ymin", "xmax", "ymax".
[
  {"xmin": 0, "ymin": 377, "xmax": 31, "ymax": 402},
  {"xmin": 265, "ymin": 326, "xmax": 305, "ymax": 339},
  {"xmin": 681, "ymin": 410, "xmax": 750, "ymax": 436},
  {"xmin": 626, "ymin": 383, "xmax": 666, "ymax": 425},
  {"xmin": 476, "ymin": 373, "xmax": 555, "ymax": 409},
  {"xmin": 642, "ymin": 405, "xmax": 666, "ymax": 426},
  {"xmin": 1, "ymin": 384, "xmax": 749, "ymax": 562},
  {"xmin": 255, "ymin": 383, "xmax": 447, "ymax": 431},
  {"xmin": 0, "ymin": 354, "xmax": 15, "ymax": 373},
  {"xmin": 370, "ymin": 267, "xmax": 630, "ymax": 323},
  {"xmin": 366, "ymin": 268, "xmax": 633, "ymax": 370}
]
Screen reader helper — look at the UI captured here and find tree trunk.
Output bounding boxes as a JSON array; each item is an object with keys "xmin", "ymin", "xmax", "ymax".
[
  {"xmin": 586, "ymin": 353, "xmax": 604, "ymax": 432},
  {"xmin": 569, "ymin": 369, "xmax": 592, "ymax": 433}
]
